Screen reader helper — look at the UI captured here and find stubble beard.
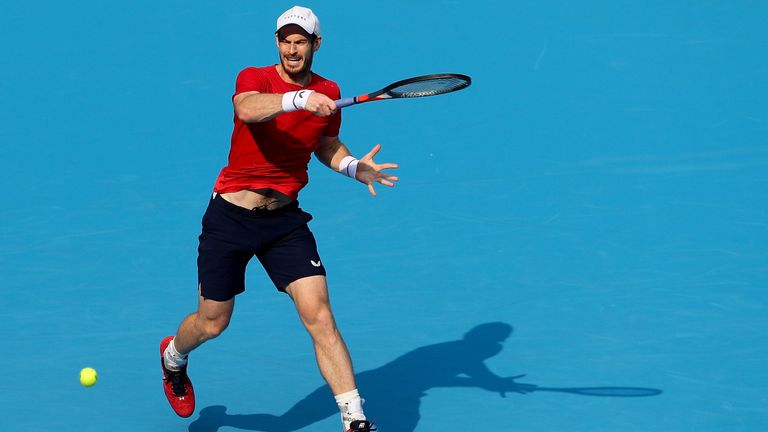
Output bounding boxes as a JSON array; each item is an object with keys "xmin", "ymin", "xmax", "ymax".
[{"xmin": 281, "ymin": 53, "xmax": 314, "ymax": 82}]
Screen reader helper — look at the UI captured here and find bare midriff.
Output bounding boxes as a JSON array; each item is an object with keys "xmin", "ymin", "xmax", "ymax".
[{"xmin": 219, "ymin": 188, "xmax": 294, "ymax": 211}]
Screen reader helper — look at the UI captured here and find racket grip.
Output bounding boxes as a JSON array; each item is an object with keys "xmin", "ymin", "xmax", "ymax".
[{"xmin": 334, "ymin": 97, "xmax": 356, "ymax": 109}]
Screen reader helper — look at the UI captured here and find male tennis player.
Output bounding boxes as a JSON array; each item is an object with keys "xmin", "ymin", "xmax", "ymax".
[{"xmin": 159, "ymin": 6, "xmax": 395, "ymax": 432}]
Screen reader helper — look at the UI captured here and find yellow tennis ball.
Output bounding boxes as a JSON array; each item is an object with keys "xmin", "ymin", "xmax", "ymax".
[{"xmin": 79, "ymin": 367, "xmax": 98, "ymax": 387}]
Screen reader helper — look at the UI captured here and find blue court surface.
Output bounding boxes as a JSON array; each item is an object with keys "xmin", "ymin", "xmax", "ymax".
[{"xmin": 1, "ymin": 1, "xmax": 766, "ymax": 431}]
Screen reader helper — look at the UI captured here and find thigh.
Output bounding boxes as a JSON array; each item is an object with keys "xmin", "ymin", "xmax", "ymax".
[
  {"xmin": 197, "ymin": 198, "xmax": 254, "ymax": 301},
  {"xmin": 257, "ymin": 223, "xmax": 326, "ymax": 292}
]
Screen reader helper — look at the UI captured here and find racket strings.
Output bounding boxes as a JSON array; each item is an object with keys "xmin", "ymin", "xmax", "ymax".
[{"xmin": 387, "ymin": 77, "xmax": 469, "ymax": 98}]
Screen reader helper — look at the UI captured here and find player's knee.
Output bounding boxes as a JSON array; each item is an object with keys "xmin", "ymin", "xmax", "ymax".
[
  {"xmin": 201, "ymin": 316, "xmax": 230, "ymax": 339},
  {"xmin": 302, "ymin": 304, "xmax": 332, "ymax": 326},
  {"xmin": 303, "ymin": 308, "xmax": 338, "ymax": 340}
]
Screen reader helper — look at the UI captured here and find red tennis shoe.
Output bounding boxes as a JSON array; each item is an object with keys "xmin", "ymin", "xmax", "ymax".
[{"xmin": 160, "ymin": 336, "xmax": 195, "ymax": 417}]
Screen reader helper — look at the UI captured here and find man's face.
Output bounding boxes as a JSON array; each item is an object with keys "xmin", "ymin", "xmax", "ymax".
[{"xmin": 276, "ymin": 26, "xmax": 319, "ymax": 76}]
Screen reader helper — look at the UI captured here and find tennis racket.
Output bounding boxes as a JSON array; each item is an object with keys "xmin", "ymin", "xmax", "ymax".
[
  {"xmin": 334, "ymin": 73, "xmax": 471, "ymax": 108},
  {"xmin": 537, "ymin": 386, "xmax": 663, "ymax": 397}
]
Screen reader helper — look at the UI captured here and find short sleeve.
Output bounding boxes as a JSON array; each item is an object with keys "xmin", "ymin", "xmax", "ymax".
[{"xmin": 234, "ymin": 68, "xmax": 268, "ymax": 97}]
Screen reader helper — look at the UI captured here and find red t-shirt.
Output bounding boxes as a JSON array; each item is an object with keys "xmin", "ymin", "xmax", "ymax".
[{"xmin": 213, "ymin": 66, "xmax": 342, "ymax": 199}]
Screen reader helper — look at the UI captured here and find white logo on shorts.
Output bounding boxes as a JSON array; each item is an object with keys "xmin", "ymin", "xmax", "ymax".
[{"xmin": 310, "ymin": 260, "xmax": 322, "ymax": 267}]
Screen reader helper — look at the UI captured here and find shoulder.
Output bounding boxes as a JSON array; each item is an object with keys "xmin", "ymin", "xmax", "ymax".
[
  {"xmin": 234, "ymin": 66, "xmax": 279, "ymax": 94},
  {"xmin": 237, "ymin": 65, "xmax": 275, "ymax": 79}
]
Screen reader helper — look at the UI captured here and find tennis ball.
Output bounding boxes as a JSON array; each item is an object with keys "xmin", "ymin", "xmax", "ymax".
[{"xmin": 79, "ymin": 367, "xmax": 98, "ymax": 387}]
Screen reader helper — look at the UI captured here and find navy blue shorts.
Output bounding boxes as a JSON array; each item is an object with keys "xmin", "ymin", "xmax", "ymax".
[{"xmin": 197, "ymin": 194, "xmax": 326, "ymax": 301}]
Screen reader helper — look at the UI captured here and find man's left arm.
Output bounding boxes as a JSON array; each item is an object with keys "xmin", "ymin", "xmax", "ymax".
[{"xmin": 314, "ymin": 136, "xmax": 399, "ymax": 196}]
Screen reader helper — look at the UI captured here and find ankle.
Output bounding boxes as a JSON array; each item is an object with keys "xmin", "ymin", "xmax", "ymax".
[
  {"xmin": 164, "ymin": 338, "xmax": 189, "ymax": 370},
  {"xmin": 335, "ymin": 389, "xmax": 366, "ymax": 429}
]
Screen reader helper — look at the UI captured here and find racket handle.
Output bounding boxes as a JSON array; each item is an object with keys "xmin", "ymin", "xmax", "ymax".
[{"xmin": 334, "ymin": 97, "xmax": 356, "ymax": 109}]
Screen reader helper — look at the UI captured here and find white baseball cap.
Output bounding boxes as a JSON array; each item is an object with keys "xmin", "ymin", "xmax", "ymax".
[{"xmin": 276, "ymin": 6, "xmax": 321, "ymax": 37}]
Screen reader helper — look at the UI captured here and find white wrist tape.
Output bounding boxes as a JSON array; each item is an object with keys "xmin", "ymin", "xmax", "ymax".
[
  {"xmin": 281, "ymin": 90, "xmax": 315, "ymax": 112},
  {"xmin": 338, "ymin": 155, "xmax": 359, "ymax": 179}
]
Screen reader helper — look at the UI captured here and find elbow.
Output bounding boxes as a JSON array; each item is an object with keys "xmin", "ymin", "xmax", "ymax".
[{"xmin": 235, "ymin": 106, "xmax": 263, "ymax": 123}]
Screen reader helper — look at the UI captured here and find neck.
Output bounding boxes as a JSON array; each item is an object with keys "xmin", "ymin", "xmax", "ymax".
[{"xmin": 276, "ymin": 64, "xmax": 312, "ymax": 87}]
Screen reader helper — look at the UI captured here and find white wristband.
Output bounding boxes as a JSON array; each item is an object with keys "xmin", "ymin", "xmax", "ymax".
[
  {"xmin": 338, "ymin": 155, "xmax": 359, "ymax": 179},
  {"xmin": 281, "ymin": 90, "xmax": 315, "ymax": 112}
]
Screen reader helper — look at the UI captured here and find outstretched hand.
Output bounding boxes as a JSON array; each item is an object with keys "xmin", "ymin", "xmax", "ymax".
[
  {"xmin": 493, "ymin": 375, "xmax": 537, "ymax": 397},
  {"xmin": 355, "ymin": 144, "xmax": 399, "ymax": 196}
]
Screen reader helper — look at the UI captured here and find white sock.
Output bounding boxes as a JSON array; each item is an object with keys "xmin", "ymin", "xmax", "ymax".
[
  {"xmin": 163, "ymin": 338, "xmax": 188, "ymax": 371},
  {"xmin": 335, "ymin": 389, "xmax": 366, "ymax": 431}
]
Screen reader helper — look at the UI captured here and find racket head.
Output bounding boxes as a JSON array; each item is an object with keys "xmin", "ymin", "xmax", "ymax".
[{"xmin": 377, "ymin": 73, "xmax": 472, "ymax": 99}]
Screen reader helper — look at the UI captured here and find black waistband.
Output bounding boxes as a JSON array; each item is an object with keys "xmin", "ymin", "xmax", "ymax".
[{"xmin": 212, "ymin": 193, "xmax": 298, "ymax": 217}]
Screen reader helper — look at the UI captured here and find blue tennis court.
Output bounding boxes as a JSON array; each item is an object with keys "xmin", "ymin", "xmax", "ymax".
[{"xmin": 1, "ymin": 1, "xmax": 766, "ymax": 431}]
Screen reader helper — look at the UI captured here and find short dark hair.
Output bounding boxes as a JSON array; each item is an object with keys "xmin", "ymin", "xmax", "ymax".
[{"xmin": 276, "ymin": 25, "xmax": 317, "ymax": 43}]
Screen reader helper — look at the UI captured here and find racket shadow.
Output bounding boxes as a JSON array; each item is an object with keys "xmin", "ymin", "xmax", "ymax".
[{"xmin": 188, "ymin": 322, "xmax": 662, "ymax": 432}]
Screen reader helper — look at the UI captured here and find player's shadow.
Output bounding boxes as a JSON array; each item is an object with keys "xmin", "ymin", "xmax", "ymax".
[{"xmin": 188, "ymin": 322, "xmax": 662, "ymax": 432}]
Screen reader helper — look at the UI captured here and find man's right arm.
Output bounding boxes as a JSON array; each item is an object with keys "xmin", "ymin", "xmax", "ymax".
[
  {"xmin": 233, "ymin": 91, "xmax": 285, "ymax": 123},
  {"xmin": 234, "ymin": 91, "xmax": 338, "ymax": 123}
]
